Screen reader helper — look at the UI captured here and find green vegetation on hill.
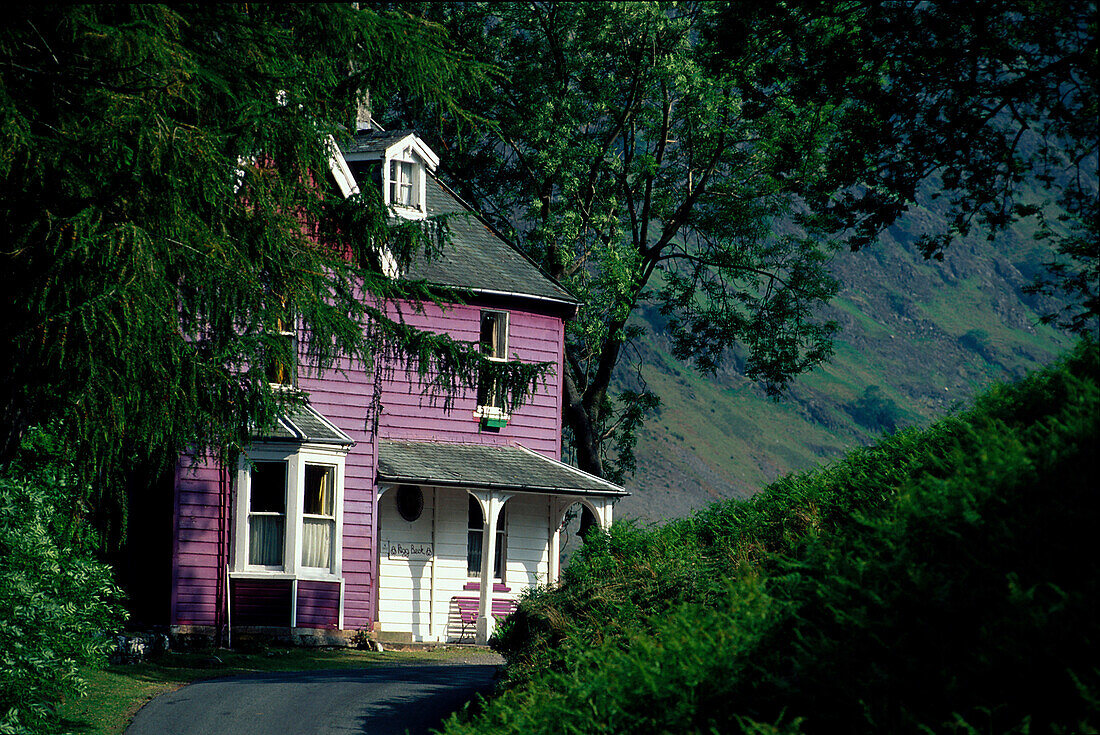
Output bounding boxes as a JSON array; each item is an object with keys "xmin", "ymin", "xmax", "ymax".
[
  {"xmin": 617, "ymin": 205, "xmax": 1075, "ymax": 520},
  {"xmin": 445, "ymin": 340, "xmax": 1099, "ymax": 734}
]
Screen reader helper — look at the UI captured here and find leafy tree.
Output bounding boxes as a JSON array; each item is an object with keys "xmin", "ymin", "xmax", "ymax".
[
  {"xmin": 0, "ymin": 3, "xmax": 542, "ymax": 533},
  {"xmin": 389, "ymin": 1, "xmax": 1095, "ymax": 480}
]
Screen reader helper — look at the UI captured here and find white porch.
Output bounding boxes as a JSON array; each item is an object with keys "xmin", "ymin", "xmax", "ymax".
[{"xmin": 374, "ymin": 441, "xmax": 625, "ymax": 644}]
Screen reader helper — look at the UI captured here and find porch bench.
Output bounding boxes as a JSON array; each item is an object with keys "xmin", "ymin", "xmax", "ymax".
[{"xmin": 452, "ymin": 583, "xmax": 518, "ymax": 639}]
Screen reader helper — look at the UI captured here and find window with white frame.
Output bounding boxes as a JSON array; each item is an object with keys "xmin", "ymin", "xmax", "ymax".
[
  {"xmin": 264, "ymin": 310, "xmax": 297, "ymax": 387},
  {"xmin": 476, "ymin": 310, "xmax": 509, "ymax": 416},
  {"xmin": 386, "ymin": 148, "xmax": 424, "ymax": 214},
  {"xmin": 234, "ymin": 445, "xmax": 345, "ymax": 577},
  {"xmin": 467, "ymin": 495, "xmax": 506, "ymax": 581}
]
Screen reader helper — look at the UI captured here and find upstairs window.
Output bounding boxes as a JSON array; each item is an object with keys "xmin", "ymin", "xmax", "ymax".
[
  {"xmin": 389, "ymin": 160, "xmax": 416, "ymax": 209},
  {"xmin": 386, "ymin": 147, "xmax": 424, "ymax": 215},
  {"xmin": 476, "ymin": 310, "xmax": 509, "ymax": 416},
  {"xmin": 264, "ymin": 310, "xmax": 297, "ymax": 387}
]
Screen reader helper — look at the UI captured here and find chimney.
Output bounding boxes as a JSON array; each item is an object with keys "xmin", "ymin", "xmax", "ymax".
[{"xmin": 356, "ymin": 89, "xmax": 371, "ymax": 132}]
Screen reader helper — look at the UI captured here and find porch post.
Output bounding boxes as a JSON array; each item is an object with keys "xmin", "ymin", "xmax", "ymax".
[{"xmin": 475, "ymin": 491, "xmax": 498, "ymax": 644}]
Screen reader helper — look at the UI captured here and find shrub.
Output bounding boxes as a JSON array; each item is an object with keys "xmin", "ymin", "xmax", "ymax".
[
  {"xmin": 0, "ymin": 429, "xmax": 124, "ymax": 735},
  {"xmin": 458, "ymin": 340, "xmax": 1098, "ymax": 733}
]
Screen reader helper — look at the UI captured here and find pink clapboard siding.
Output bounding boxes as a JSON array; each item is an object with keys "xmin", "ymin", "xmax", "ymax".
[
  {"xmin": 172, "ymin": 453, "xmax": 229, "ymax": 627},
  {"xmin": 298, "ymin": 353, "xmax": 378, "ymax": 631},
  {"xmin": 378, "ymin": 301, "xmax": 565, "ymax": 458},
  {"xmin": 296, "ymin": 580, "xmax": 341, "ymax": 629},
  {"xmin": 170, "ymin": 295, "xmax": 564, "ymax": 633}
]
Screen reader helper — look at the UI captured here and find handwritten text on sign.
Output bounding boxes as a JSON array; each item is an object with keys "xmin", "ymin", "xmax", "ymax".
[{"xmin": 387, "ymin": 541, "xmax": 434, "ymax": 560}]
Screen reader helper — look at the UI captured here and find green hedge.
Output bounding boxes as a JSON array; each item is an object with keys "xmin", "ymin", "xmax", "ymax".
[{"xmin": 447, "ymin": 340, "xmax": 1098, "ymax": 733}]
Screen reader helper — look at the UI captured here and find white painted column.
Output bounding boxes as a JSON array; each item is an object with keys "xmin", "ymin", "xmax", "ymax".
[
  {"xmin": 475, "ymin": 491, "xmax": 498, "ymax": 644},
  {"xmin": 594, "ymin": 497, "xmax": 613, "ymax": 530},
  {"xmin": 547, "ymin": 521, "xmax": 558, "ymax": 585}
]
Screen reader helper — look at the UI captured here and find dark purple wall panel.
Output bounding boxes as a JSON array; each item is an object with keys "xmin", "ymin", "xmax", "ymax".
[
  {"xmin": 172, "ymin": 454, "xmax": 228, "ymax": 627},
  {"xmin": 231, "ymin": 579, "xmax": 293, "ymax": 627},
  {"xmin": 296, "ymin": 580, "xmax": 341, "ymax": 629}
]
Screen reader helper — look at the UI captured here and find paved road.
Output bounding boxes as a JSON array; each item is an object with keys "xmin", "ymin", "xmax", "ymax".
[{"xmin": 126, "ymin": 663, "xmax": 499, "ymax": 735}]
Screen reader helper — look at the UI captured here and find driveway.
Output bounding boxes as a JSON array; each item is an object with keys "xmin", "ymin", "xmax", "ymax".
[{"xmin": 126, "ymin": 662, "xmax": 500, "ymax": 735}]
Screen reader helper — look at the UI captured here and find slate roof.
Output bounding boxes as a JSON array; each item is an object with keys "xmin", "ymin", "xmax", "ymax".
[
  {"xmin": 339, "ymin": 130, "xmax": 577, "ymax": 308},
  {"xmin": 254, "ymin": 403, "xmax": 355, "ymax": 447},
  {"xmin": 410, "ymin": 176, "xmax": 578, "ymax": 306},
  {"xmin": 341, "ymin": 129, "xmax": 418, "ymax": 156},
  {"xmin": 378, "ymin": 440, "xmax": 627, "ymax": 497}
]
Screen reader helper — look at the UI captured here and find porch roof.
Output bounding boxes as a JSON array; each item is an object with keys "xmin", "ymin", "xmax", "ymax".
[{"xmin": 377, "ymin": 440, "xmax": 627, "ymax": 497}]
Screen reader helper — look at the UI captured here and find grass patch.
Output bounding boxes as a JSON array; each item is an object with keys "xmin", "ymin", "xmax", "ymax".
[{"xmin": 57, "ymin": 646, "xmax": 485, "ymax": 735}]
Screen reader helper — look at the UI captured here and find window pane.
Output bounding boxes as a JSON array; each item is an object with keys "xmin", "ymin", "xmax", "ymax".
[
  {"xmin": 249, "ymin": 515, "xmax": 284, "ymax": 566},
  {"xmin": 302, "ymin": 518, "xmax": 333, "ymax": 568},
  {"xmin": 467, "ymin": 529, "xmax": 482, "ymax": 576},
  {"xmin": 480, "ymin": 313, "xmax": 498, "ymax": 357},
  {"xmin": 495, "ymin": 506, "xmax": 506, "ymax": 580},
  {"xmin": 467, "ymin": 494, "xmax": 483, "ymax": 529},
  {"xmin": 251, "ymin": 462, "xmax": 286, "ymax": 513},
  {"xmin": 304, "ymin": 464, "xmax": 334, "ymax": 516}
]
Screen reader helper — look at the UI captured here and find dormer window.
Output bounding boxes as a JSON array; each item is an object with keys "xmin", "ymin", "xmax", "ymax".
[
  {"xmin": 384, "ymin": 145, "xmax": 425, "ymax": 216},
  {"xmin": 338, "ymin": 130, "xmax": 439, "ymax": 223},
  {"xmin": 389, "ymin": 159, "xmax": 417, "ymax": 209}
]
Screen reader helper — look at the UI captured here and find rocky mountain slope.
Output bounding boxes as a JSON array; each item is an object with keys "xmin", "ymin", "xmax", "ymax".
[{"xmin": 609, "ymin": 199, "xmax": 1074, "ymax": 522}]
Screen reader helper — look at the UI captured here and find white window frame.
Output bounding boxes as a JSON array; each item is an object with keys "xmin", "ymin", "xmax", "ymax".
[
  {"xmin": 384, "ymin": 146, "xmax": 426, "ymax": 219},
  {"xmin": 232, "ymin": 443, "xmax": 346, "ymax": 581},
  {"xmin": 475, "ymin": 310, "xmax": 510, "ymax": 420}
]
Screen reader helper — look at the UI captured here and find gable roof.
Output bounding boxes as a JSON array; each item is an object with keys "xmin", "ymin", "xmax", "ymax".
[
  {"xmin": 337, "ymin": 130, "xmax": 577, "ymax": 309},
  {"xmin": 378, "ymin": 440, "xmax": 627, "ymax": 497},
  {"xmin": 341, "ymin": 128, "xmax": 440, "ymax": 170}
]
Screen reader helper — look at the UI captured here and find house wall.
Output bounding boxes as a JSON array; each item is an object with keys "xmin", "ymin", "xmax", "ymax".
[
  {"xmin": 170, "ymin": 296, "xmax": 565, "ymax": 639},
  {"xmin": 298, "ymin": 354, "xmax": 377, "ymax": 631},
  {"xmin": 378, "ymin": 300, "xmax": 565, "ymax": 459},
  {"xmin": 377, "ymin": 486, "xmax": 551, "ymax": 642},
  {"xmin": 172, "ymin": 453, "xmax": 230, "ymax": 627}
]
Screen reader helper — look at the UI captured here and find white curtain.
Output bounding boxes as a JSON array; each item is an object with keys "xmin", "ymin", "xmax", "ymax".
[
  {"xmin": 249, "ymin": 515, "xmax": 284, "ymax": 566},
  {"xmin": 302, "ymin": 518, "xmax": 333, "ymax": 568}
]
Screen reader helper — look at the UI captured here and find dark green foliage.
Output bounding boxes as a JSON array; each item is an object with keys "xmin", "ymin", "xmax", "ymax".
[
  {"xmin": 0, "ymin": 4, "xmax": 544, "ymax": 530},
  {"xmin": 393, "ymin": 0, "xmax": 1095, "ymax": 481},
  {"xmin": 843, "ymin": 385, "xmax": 904, "ymax": 433},
  {"xmin": 0, "ymin": 429, "xmax": 125, "ymax": 735},
  {"xmin": 446, "ymin": 341, "xmax": 1098, "ymax": 733}
]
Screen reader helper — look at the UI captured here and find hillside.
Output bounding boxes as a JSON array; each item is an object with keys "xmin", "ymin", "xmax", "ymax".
[{"xmin": 611, "ymin": 196, "xmax": 1074, "ymax": 521}]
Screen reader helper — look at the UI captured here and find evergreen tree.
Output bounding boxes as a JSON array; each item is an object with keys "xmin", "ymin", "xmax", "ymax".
[{"xmin": 0, "ymin": 4, "xmax": 538, "ymax": 521}]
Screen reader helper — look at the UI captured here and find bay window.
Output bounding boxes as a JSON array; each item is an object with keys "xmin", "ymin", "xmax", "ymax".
[{"xmin": 234, "ymin": 444, "xmax": 345, "ymax": 578}]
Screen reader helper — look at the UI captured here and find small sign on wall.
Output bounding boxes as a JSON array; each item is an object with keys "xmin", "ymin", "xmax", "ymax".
[{"xmin": 385, "ymin": 541, "xmax": 434, "ymax": 560}]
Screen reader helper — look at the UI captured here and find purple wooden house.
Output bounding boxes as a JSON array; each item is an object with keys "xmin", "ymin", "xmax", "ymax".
[{"xmin": 146, "ymin": 128, "xmax": 625, "ymax": 646}]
